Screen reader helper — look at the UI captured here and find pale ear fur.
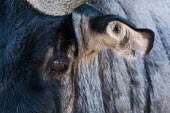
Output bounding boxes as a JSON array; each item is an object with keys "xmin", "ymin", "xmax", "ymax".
[
  {"xmin": 79, "ymin": 18, "xmax": 154, "ymax": 62},
  {"xmin": 106, "ymin": 21, "xmax": 154, "ymax": 56}
]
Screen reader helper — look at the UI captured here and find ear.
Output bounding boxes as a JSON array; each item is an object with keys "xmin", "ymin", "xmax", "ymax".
[
  {"xmin": 106, "ymin": 21, "xmax": 155, "ymax": 58},
  {"xmin": 79, "ymin": 15, "xmax": 155, "ymax": 60}
]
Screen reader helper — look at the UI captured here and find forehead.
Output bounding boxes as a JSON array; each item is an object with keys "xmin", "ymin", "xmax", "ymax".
[{"xmin": 44, "ymin": 16, "xmax": 75, "ymax": 44}]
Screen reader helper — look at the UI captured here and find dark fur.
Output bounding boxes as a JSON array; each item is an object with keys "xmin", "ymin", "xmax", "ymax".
[
  {"xmin": 0, "ymin": 1, "xmax": 154, "ymax": 113},
  {"xmin": 0, "ymin": 1, "xmax": 77, "ymax": 113}
]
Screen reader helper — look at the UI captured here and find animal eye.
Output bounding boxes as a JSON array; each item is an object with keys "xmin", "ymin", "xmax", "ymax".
[{"xmin": 51, "ymin": 59, "xmax": 68, "ymax": 72}]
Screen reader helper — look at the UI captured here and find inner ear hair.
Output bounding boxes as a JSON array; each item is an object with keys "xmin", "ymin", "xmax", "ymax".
[{"xmin": 107, "ymin": 20, "xmax": 154, "ymax": 55}]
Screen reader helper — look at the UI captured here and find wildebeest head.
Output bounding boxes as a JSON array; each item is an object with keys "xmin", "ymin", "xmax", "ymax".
[{"xmin": 0, "ymin": 0, "xmax": 154, "ymax": 113}]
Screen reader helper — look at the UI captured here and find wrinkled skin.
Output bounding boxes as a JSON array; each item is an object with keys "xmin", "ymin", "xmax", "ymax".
[{"xmin": 0, "ymin": 0, "xmax": 154, "ymax": 113}]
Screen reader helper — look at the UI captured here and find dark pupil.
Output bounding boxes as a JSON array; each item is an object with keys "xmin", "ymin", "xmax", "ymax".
[{"xmin": 51, "ymin": 60, "xmax": 68, "ymax": 72}]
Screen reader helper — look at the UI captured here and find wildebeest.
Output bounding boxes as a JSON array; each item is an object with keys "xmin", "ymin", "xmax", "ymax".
[{"xmin": 0, "ymin": 0, "xmax": 154, "ymax": 113}]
